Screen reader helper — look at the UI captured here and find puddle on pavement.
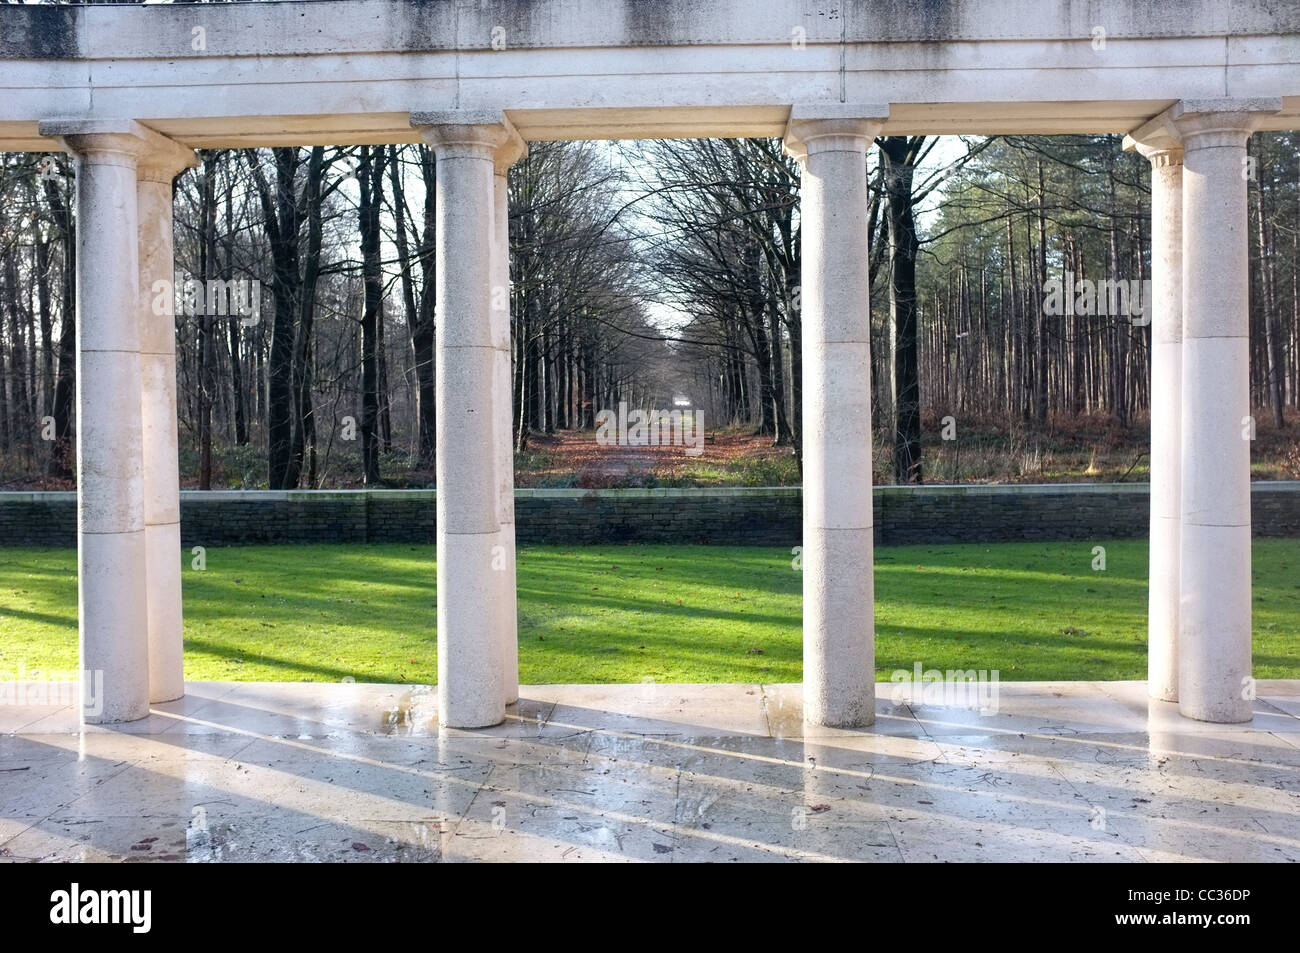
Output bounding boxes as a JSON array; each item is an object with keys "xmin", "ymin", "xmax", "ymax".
[{"xmin": 379, "ymin": 687, "xmax": 437, "ymax": 735}]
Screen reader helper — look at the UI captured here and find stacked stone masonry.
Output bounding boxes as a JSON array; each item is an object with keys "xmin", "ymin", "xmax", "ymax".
[{"xmin": 1, "ymin": 484, "xmax": 1298, "ymax": 548}]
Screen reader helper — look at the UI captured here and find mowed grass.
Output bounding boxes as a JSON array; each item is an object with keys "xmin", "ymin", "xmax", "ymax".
[{"xmin": 1, "ymin": 540, "xmax": 1297, "ymax": 683}]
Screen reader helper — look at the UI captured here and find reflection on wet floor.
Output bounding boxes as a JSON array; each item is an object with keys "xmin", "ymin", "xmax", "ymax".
[
  {"xmin": 1, "ymin": 680, "xmax": 1298, "ymax": 862},
  {"xmin": 379, "ymin": 686, "xmax": 437, "ymax": 735}
]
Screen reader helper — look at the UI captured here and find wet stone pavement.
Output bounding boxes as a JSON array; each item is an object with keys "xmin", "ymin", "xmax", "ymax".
[{"xmin": 1, "ymin": 681, "xmax": 1299, "ymax": 862}]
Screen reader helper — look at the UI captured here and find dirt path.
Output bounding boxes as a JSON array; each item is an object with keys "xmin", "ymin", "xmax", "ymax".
[{"xmin": 516, "ymin": 428, "xmax": 796, "ymax": 487}]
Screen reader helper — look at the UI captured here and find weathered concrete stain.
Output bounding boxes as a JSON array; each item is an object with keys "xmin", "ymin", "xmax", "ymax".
[
  {"xmin": 4, "ymin": 0, "xmax": 1298, "ymax": 61},
  {"xmin": 0, "ymin": 6, "xmax": 80, "ymax": 59}
]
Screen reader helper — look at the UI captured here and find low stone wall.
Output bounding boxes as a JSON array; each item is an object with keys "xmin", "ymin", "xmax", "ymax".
[{"xmin": 0, "ymin": 483, "xmax": 1297, "ymax": 548}]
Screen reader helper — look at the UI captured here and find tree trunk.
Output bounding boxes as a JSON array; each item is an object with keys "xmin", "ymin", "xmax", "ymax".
[
  {"xmin": 42, "ymin": 175, "xmax": 76, "ymax": 479},
  {"xmin": 1252, "ymin": 148, "xmax": 1286, "ymax": 430},
  {"xmin": 358, "ymin": 144, "xmax": 385, "ymax": 484},
  {"xmin": 882, "ymin": 136, "xmax": 923, "ymax": 483},
  {"xmin": 198, "ymin": 151, "xmax": 217, "ymax": 489}
]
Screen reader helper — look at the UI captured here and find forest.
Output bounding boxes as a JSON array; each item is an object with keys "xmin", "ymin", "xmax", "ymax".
[{"xmin": 0, "ymin": 130, "xmax": 1296, "ymax": 490}]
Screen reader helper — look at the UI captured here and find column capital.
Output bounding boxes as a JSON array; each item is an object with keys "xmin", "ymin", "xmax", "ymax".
[
  {"xmin": 38, "ymin": 119, "xmax": 197, "ymax": 175},
  {"xmin": 410, "ymin": 109, "xmax": 526, "ymax": 167},
  {"xmin": 494, "ymin": 129, "xmax": 527, "ymax": 176},
  {"xmin": 1122, "ymin": 118, "xmax": 1183, "ymax": 166},
  {"xmin": 138, "ymin": 140, "xmax": 201, "ymax": 184},
  {"xmin": 1126, "ymin": 98, "xmax": 1281, "ymax": 154},
  {"xmin": 783, "ymin": 104, "xmax": 889, "ymax": 161}
]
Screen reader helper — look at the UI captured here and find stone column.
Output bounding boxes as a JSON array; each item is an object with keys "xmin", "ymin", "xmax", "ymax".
[
  {"xmin": 1123, "ymin": 124, "xmax": 1183, "ymax": 702},
  {"xmin": 785, "ymin": 106, "xmax": 888, "ymax": 728},
  {"xmin": 413, "ymin": 110, "xmax": 519, "ymax": 728},
  {"xmin": 137, "ymin": 144, "xmax": 199, "ymax": 704},
  {"xmin": 1169, "ymin": 99, "xmax": 1278, "ymax": 723},
  {"xmin": 38, "ymin": 120, "xmax": 154, "ymax": 723},
  {"xmin": 492, "ymin": 134, "xmax": 526, "ymax": 707}
]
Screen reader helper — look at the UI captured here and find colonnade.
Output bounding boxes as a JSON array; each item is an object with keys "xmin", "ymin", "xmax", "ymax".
[
  {"xmin": 38, "ymin": 120, "xmax": 196, "ymax": 723},
  {"xmin": 1126, "ymin": 98, "xmax": 1279, "ymax": 723},
  {"xmin": 39, "ymin": 97, "xmax": 1277, "ymax": 727}
]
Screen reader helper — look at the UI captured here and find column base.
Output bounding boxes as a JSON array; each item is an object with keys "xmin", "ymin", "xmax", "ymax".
[{"xmin": 1177, "ymin": 703, "xmax": 1253, "ymax": 725}]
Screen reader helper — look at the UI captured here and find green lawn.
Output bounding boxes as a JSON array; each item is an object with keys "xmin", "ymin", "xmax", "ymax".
[{"xmin": 1, "ymin": 540, "xmax": 1297, "ymax": 683}]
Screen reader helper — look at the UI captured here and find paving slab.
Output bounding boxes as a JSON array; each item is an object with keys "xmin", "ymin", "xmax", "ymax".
[{"xmin": 2, "ymin": 680, "xmax": 1297, "ymax": 862}]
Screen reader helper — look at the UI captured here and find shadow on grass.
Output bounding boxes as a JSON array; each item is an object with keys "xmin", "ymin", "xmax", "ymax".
[{"xmin": 4, "ymin": 539, "xmax": 1299, "ymax": 682}]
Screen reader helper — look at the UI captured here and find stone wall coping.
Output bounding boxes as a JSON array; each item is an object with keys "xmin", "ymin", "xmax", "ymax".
[{"xmin": 0, "ymin": 482, "xmax": 1298, "ymax": 505}]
